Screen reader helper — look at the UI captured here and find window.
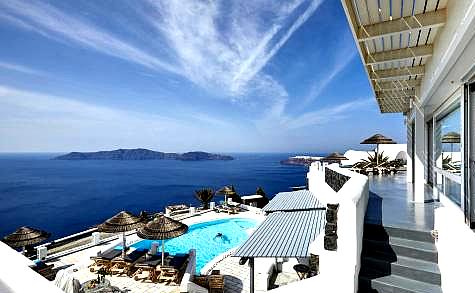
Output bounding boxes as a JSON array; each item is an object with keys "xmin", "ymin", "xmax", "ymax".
[{"xmin": 434, "ymin": 103, "xmax": 462, "ymax": 206}]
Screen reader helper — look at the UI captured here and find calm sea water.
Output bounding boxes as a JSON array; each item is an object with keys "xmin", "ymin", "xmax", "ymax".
[{"xmin": 0, "ymin": 153, "xmax": 313, "ymax": 240}]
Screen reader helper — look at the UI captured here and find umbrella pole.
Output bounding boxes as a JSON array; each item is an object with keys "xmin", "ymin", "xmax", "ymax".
[
  {"xmin": 451, "ymin": 143, "xmax": 453, "ymax": 161},
  {"xmin": 122, "ymin": 232, "xmax": 126, "ymax": 259},
  {"xmin": 162, "ymin": 240, "xmax": 165, "ymax": 265}
]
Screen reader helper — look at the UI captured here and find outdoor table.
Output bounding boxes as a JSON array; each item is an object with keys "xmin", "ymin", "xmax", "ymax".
[{"xmin": 293, "ymin": 264, "xmax": 310, "ymax": 280}]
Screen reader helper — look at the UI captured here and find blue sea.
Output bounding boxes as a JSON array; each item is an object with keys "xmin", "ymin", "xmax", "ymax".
[{"xmin": 0, "ymin": 153, "xmax": 313, "ymax": 240}]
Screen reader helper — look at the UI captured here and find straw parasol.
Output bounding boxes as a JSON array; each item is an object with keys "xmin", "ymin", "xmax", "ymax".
[
  {"xmin": 361, "ymin": 134, "xmax": 396, "ymax": 165},
  {"xmin": 216, "ymin": 186, "xmax": 234, "ymax": 205},
  {"xmin": 2, "ymin": 226, "xmax": 50, "ymax": 252},
  {"xmin": 137, "ymin": 214, "xmax": 188, "ymax": 265},
  {"xmin": 321, "ymin": 152, "xmax": 348, "ymax": 162},
  {"xmin": 442, "ymin": 132, "xmax": 460, "ymax": 161},
  {"xmin": 97, "ymin": 211, "xmax": 144, "ymax": 258}
]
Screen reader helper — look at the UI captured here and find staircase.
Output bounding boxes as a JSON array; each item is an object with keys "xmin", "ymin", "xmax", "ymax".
[{"xmin": 358, "ymin": 224, "xmax": 442, "ymax": 293}]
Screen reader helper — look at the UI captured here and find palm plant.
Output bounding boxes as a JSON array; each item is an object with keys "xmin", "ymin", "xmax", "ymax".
[
  {"xmin": 442, "ymin": 155, "xmax": 460, "ymax": 172},
  {"xmin": 353, "ymin": 151, "xmax": 391, "ymax": 169},
  {"xmin": 194, "ymin": 188, "xmax": 214, "ymax": 210}
]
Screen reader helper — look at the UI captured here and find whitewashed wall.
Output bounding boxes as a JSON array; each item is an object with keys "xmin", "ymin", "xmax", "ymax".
[
  {"xmin": 0, "ymin": 242, "xmax": 64, "ymax": 293},
  {"xmin": 434, "ymin": 197, "xmax": 475, "ymax": 293},
  {"xmin": 276, "ymin": 164, "xmax": 369, "ymax": 293}
]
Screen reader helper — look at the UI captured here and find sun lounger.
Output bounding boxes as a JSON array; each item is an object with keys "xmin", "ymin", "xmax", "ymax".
[
  {"xmin": 132, "ymin": 252, "xmax": 169, "ymax": 282},
  {"xmin": 89, "ymin": 247, "xmax": 123, "ymax": 272},
  {"xmin": 158, "ymin": 266, "xmax": 179, "ymax": 284},
  {"xmin": 157, "ymin": 254, "xmax": 189, "ymax": 284},
  {"xmin": 30, "ymin": 261, "xmax": 56, "ymax": 281},
  {"xmin": 208, "ymin": 275, "xmax": 225, "ymax": 293},
  {"xmin": 110, "ymin": 249, "xmax": 148, "ymax": 276}
]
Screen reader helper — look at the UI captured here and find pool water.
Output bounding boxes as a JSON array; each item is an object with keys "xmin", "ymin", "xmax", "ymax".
[{"xmin": 128, "ymin": 218, "xmax": 257, "ymax": 272}]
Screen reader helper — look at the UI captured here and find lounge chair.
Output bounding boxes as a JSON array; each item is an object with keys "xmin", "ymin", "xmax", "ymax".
[
  {"xmin": 157, "ymin": 254, "xmax": 189, "ymax": 284},
  {"xmin": 158, "ymin": 266, "xmax": 179, "ymax": 284},
  {"xmin": 191, "ymin": 272, "xmax": 225, "ymax": 293},
  {"xmin": 133, "ymin": 266, "xmax": 157, "ymax": 282},
  {"xmin": 30, "ymin": 261, "xmax": 56, "ymax": 281},
  {"xmin": 89, "ymin": 247, "xmax": 123, "ymax": 272},
  {"xmin": 208, "ymin": 275, "xmax": 225, "ymax": 293},
  {"xmin": 110, "ymin": 249, "xmax": 148, "ymax": 276},
  {"xmin": 132, "ymin": 252, "xmax": 169, "ymax": 282}
]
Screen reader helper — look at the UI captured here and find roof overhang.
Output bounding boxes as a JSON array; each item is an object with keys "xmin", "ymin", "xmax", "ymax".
[
  {"xmin": 233, "ymin": 210, "xmax": 325, "ymax": 258},
  {"xmin": 340, "ymin": 0, "xmax": 447, "ymax": 114},
  {"xmin": 262, "ymin": 190, "xmax": 325, "ymax": 213}
]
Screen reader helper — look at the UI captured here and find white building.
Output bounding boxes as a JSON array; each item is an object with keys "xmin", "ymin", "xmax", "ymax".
[{"xmin": 340, "ymin": 0, "xmax": 475, "ymax": 292}]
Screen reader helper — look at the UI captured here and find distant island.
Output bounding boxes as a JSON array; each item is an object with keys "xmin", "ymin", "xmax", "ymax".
[
  {"xmin": 54, "ymin": 148, "xmax": 234, "ymax": 161},
  {"xmin": 280, "ymin": 156, "xmax": 322, "ymax": 166}
]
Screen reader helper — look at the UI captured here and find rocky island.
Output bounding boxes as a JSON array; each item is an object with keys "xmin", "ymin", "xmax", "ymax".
[
  {"xmin": 54, "ymin": 148, "xmax": 234, "ymax": 161},
  {"xmin": 280, "ymin": 156, "xmax": 322, "ymax": 166}
]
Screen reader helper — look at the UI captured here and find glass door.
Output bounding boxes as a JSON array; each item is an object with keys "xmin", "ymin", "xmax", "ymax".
[
  {"xmin": 434, "ymin": 101, "xmax": 462, "ymax": 207},
  {"xmin": 465, "ymin": 81, "xmax": 475, "ymax": 226}
]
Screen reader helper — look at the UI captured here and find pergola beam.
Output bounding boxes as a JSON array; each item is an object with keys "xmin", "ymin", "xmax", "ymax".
[
  {"xmin": 370, "ymin": 66, "xmax": 425, "ymax": 80},
  {"xmin": 365, "ymin": 45, "xmax": 432, "ymax": 66},
  {"xmin": 357, "ymin": 9, "xmax": 446, "ymax": 41},
  {"xmin": 376, "ymin": 88, "xmax": 415, "ymax": 99},
  {"xmin": 374, "ymin": 79, "xmax": 421, "ymax": 91}
]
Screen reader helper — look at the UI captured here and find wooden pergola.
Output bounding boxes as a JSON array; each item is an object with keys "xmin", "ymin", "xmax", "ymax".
[{"xmin": 341, "ymin": 0, "xmax": 448, "ymax": 113}]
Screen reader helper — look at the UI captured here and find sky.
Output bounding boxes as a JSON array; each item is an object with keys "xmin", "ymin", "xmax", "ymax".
[{"xmin": 0, "ymin": 0, "xmax": 405, "ymax": 153}]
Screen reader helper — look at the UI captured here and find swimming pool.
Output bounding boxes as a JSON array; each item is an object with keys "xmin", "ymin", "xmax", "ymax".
[{"xmin": 128, "ymin": 218, "xmax": 257, "ymax": 272}]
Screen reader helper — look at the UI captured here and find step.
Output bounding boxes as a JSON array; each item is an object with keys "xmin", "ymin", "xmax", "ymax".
[
  {"xmin": 361, "ymin": 255, "xmax": 441, "ymax": 285},
  {"xmin": 362, "ymin": 237, "xmax": 438, "ymax": 263},
  {"xmin": 364, "ymin": 224, "xmax": 434, "ymax": 243},
  {"xmin": 359, "ymin": 272, "xmax": 443, "ymax": 293}
]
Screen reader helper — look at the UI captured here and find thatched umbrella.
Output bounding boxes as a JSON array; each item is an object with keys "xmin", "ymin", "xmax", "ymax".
[
  {"xmin": 2, "ymin": 226, "xmax": 50, "ymax": 253},
  {"xmin": 137, "ymin": 214, "xmax": 188, "ymax": 265},
  {"xmin": 321, "ymin": 152, "xmax": 348, "ymax": 163},
  {"xmin": 217, "ymin": 186, "xmax": 234, "ymax": 205},
  {"xmin": 361, "ymin": 134, "xmax": 396, "ymax": 165},
  {"xmin": 97, "ymin": 211, "xmax": 144, "ymax": 258},
  {"xmin": 442, "ymin": 132, "xmax": 460, "ymax": 161}
]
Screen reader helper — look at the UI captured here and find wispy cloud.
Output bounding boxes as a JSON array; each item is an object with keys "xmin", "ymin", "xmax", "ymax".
[
  {"xmin": 232, "ymin": 0, "xmax": 324, "ymax": 93},
  {"xmin": 1, "ymin": 0, "xmax": 323, "ymax": 119},
  {"xmin": 285, "ymin": 98, "xmax": 373, "ymax": 129},
  {"xmin": 0, "ymin": 0, "xmax": 181, "ymax": 75},
  {"xmin": 301, "ymin": 33, "xmax": 357, "ymax": 107},
  {"xmin": 0, "ymin": 85, "xmax": 243, "ymax": 152},
  {"xmin": 0, "ymin": 61, "xmax": 45, "ymax": 76},
  {"xmin": 143, "ymin": 0, "xmax": 322, "ymax": 107}
]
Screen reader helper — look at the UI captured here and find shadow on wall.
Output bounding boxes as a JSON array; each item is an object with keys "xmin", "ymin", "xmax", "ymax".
[
  {"xmin": 365, "ymin": 191, "xmax": 383, "ymax": 225},
  {"xmin": 359, "ymin": 191, "xmax": 397, "ymax": 292}
]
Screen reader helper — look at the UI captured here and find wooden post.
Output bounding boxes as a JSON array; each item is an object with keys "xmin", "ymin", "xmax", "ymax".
[{"xmin": 249, "ymin": 257, "xmax": 255, "ymax": 293}]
